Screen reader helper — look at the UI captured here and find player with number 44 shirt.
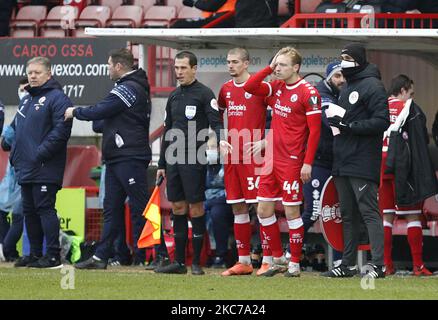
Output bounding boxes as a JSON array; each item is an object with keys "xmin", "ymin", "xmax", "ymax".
[{"xmin": 244, "ymin": 47, "xmax": 321, "ymax": 278}]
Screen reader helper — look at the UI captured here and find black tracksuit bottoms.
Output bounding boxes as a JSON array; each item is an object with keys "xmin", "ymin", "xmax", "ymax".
[{"xmin": 333, "ymin": 176, "xmax": 384, "ymax": 267}]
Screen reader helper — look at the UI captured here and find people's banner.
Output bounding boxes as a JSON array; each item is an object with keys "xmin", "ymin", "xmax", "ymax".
[
  {"xmin": 138, "ymin": 176, "xmax": 164, "ymax": 248},
  {"xmin": 319, "ymin": 176, "xmax": 370, "ymax": 252}
]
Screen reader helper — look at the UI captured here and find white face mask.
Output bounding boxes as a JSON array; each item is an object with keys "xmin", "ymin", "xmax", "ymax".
[
  {"xmin": 18, "ymin": 88, "xmax": 27, "ymax": 100},
  {"xmin": 206, "ymin": 150, "xmax": 218, "ymax": 164},
  {"xmin": 340, "ymin": 60, "xmax": 357, "ymax": 69}
]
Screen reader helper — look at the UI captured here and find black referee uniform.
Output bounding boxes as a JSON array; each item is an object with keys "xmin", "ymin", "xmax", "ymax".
[{"xmin": 158, "ymin": 79, "xmax": 224, "ymax": 270}]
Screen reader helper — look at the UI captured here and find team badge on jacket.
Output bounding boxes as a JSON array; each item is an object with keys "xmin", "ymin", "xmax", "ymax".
[
  {"xmin": 185, "ymin": 105, "xmax": 197, "ymax": 119},
  {"xmin": 349, "ymin": 91, "xmax": 359, "ymax": 104}
]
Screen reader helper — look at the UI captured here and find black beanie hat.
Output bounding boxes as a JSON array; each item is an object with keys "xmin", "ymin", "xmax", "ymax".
[{"xmin": 342, "ymin": 43, "xmax": 367, "ymax": 66}]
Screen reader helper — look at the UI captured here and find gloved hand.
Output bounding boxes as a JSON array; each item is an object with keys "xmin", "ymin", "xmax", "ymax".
[
  {"xmin": 183, "ymin": 0, "xmax": 197, "ymax": 7},
  {"xmin": 327, "ymin": 115, "xmax": 351, "ymax": 133}
]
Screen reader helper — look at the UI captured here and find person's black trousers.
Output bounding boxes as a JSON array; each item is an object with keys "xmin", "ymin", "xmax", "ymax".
[
  {"xmin": 21, "ymin": 183, "xmax": 61, "ymax": 258},
  {"xmin": 333, "ymin": 176, "xmax": 384, "ymax": 267},
  {"xmin": 95, "ymin": 160, "xmax": 150, "ymax": 263}
]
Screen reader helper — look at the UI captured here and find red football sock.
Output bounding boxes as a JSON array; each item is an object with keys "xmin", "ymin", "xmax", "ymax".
[
  {"xmin": 259, "ymin": 224, "xmax": 272, "ymax": 258},
  {"xmin": 288, "ymin": 218, "xmax": 304, "ymax": 264},
  {"xmin": 234, "ymin": 214, "xmax": 252, "ymax": 257},
  {"xmin": 258, "ymin": 216, "xmax": 283, "ymax": 258},
  {"xmin": 384, "ymin": 224, "xmax": 393, "ymax": 267},
  {"xmin": 407, "ymin": 224, "xmax": 424, "ymax": 268}
]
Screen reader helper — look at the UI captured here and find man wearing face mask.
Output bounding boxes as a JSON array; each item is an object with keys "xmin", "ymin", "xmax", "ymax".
[
  {"xmin": 303, "ymin": 62, "xmax": 345, "ymax": 267},
  {"xmin": 322, "ymin": 43, "xmax": 389, "ymax": 279},
  {"xmin": 204, "ymin": 133, "xmax": 233, "ymax": 268},
  {"xmin": 0, "ymin": 78, "xmax": 28, "ymax": 263},
  {"xmin": 17, "ymin": 78, "xmax": 29, "ymax": 101}
]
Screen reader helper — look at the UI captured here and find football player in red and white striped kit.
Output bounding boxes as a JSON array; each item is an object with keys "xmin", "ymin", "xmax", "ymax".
[
  {"xmin": 218, "ymin": 48, "xmax": 272, "ymax": 276},
  {"xmin": 379, "ymin": 74, "xmax": 432, "ymax": 276},
  {"xmin": 244, "ymin": 47, "xmax": 321, "ymax": 277}
]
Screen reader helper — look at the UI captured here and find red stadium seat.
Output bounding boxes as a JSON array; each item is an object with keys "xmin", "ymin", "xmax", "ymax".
[
  {"xmin": 9, "ymin": 5, "xmax": 47, "ymax": 37},
  {"xmin": 63, "ymin": 0, "xmax": 90, "ymax": 14},
  {"xmin": 106, "ymin": 5, "xmax": 144, "ymax": 28},
  {"xmin": 300, "ymin": 0, "xmax": 321, "ymax": 13},
  {"xmin": 100, "ymin": 0, "xmax": 123, "ymax": 14},
  {"xmin": 176, "ymin": 6, "xmax": 204, "ymax": 20},
  {"xmin": 0, "ymin": 149, "xmax": 9, "ymax": 181},
  {"xmin": 63, "ymin": 145, "xmax": 101, "ymax": 187},
  {"xmin": 40, "ymin": 5, "xmax": 79, "ymax": 38},
  {"xmin": 132, "ymin": 0, "xmax": 156, "ymax": 13},
  {"xmin": 278, "ymin": 0, "xmax": 290, "ymax": 16},
  {"xmin": 166, "ymin": 0, "xmax": 185, "ymax": 13},
  {"xmin": 73, "ymin": 5, "xmax": 111, "ymax": 37},
  {"xmin": 423, "ymin": 195, "xmax": 438, "ymax": 221},
  {"xmin": 142, "ymin": 5, "xmax": 177, "ymax": 28}
]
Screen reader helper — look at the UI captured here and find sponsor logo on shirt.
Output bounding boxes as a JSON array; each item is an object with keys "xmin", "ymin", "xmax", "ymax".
[
  {"xmin": 227, "ymin": 101, "xmax": 246, "ymax": 117},
  {"xmin": 274, "ymin": 99, "xmax": 292, "ymax": 118}
]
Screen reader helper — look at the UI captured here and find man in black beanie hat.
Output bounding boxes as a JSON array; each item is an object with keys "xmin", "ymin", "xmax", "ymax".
[{"xmin": 321, "ymin": 43, "xmax": 390, "ymax": 279}]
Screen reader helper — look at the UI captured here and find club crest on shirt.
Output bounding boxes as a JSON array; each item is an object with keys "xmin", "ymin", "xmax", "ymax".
[
  {"xmin": 349, "ymin": 91, "xmax": 359, "ymax": 104},
  {"xmin": 210, "ymin": 99, "xmax": 219, "ymax": 111},
  {"xmin": 244, "ymin": 92, "xmax": 252, "ymax": 99},
  {"xmin": 34, "ymin": 96, "xmax": 46, "ymax": 111},
  {"xmin": 185, "ymin": 105, "xmax": 197, "ymax": 119},
  {"xmin": 290, "ymin": 94, "xmax": 298, "ymax": 102}
]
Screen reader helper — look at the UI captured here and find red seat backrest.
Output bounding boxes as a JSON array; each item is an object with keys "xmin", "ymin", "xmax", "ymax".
[
  {"xmin": 63, "ymin": 145, "xmax": 101, "ymax": 187},
  {"xmin": 0, "ymin": 150, "xmax": 9, "ymax": 181}
]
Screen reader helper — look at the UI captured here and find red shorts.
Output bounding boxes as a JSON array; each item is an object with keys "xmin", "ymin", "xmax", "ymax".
[
  {"xmin": 257, "ymin": 160, "xmax": 303, "ymax": 206},
  {"xmin": 224, "ymin": 162, "xmax": 261, "ymax": 204},
  {"xmin": 378, "ymin": 178, "xmax": 422, "ymax": 215}
]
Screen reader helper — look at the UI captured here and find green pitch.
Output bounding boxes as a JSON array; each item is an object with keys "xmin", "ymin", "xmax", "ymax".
[{"xmin": 1, "ymin": 263, "xmax": 437, "ymax": 300}]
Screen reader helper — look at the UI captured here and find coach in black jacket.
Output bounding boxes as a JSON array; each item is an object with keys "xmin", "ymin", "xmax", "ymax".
[
  {"xmin": 322, "ymin": 43, "xmax": 389, "ymax": 279},
  {"xmin": 10, "ymin": 57, "xmax": 72, "ymax": 269},
  {"xmin": 67, "ymin": 49, "xmax": 152, "ymax": 269}
]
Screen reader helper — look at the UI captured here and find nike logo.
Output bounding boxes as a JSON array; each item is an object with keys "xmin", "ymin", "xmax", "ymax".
[{"xmin": 359, "ymin": 184, "xmax": 367, "ymax": 192}]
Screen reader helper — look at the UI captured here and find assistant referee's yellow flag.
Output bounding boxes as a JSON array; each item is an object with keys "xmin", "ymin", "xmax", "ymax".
[{"xmin": 137, "ymin": 186, "xmax": 161, "ymax": 248}]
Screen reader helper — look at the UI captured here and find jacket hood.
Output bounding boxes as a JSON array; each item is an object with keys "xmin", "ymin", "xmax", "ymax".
[
  {"xmin": 118, "ymin": 68, "xmax": 150, "ymax": 90},
  {"xmin": 346, "ymin": 63, "xmax": 381, "ymax": 82},
  {"xmin": 26, "ymin": 77, "xmax": 62, "ymax": 96}
]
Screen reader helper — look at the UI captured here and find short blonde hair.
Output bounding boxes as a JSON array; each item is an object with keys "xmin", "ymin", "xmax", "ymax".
[{"xmin": 277, "ymin": 47, "xmax": 302, "ymax": 67}]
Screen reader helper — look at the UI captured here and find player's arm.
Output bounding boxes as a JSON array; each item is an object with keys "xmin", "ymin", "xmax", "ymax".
[
  {"xmin": 301, "ymin": 93, "xmax": 322, "ymax": 183},
  {"xmin": 243, "ymin": 66, "xmax": 273, "ymax": 97},
  {"xmin": 158, "ymin": 97, "xmax": 173, "ymax": 172},
  {"xmin": 217, "ymin": 86, "xmax": 227, "ymax": 122},
  {"xmin": 66, "ymin": 84, "xmax": 137, "ymax": 121}
]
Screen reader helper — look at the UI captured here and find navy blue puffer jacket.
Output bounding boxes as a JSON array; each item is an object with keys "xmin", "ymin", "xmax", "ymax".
[{"xmin": 10, "ymin": 78, "xmax": 73, "ymax": 186}]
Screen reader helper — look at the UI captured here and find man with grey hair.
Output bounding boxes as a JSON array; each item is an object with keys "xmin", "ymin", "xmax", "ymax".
[{"xmin": 11, "ymin": 56, "xmax": 73, "ymax": 269}]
